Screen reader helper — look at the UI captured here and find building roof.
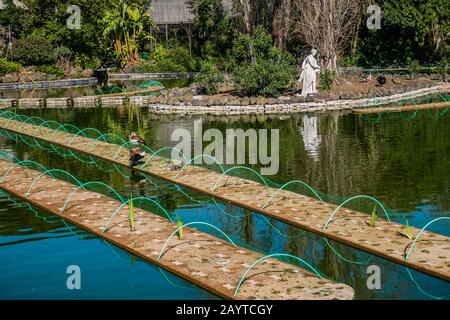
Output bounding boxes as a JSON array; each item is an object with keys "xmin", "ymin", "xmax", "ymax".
[
  {"xmin": 149, "ymin": 0, "xmax": 193, "ymax": 25},
  {"xmin": 149, "ymin": 0, "xmax": 232, "ymax": 25}
]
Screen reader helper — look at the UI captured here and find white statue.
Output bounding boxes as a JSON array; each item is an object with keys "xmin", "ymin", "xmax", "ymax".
[{"xmin": 298, "ymin": 49, "xmax": 320, "ymax": 97}]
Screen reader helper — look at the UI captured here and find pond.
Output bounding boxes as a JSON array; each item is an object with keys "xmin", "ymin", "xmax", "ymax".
[
  {"xmin": 0, "ymin": 101, "xmax": 449, "ymax": 300},
  {"xmin": 0, "ymin": 78, "xmax": 192, "ymax": 99}
]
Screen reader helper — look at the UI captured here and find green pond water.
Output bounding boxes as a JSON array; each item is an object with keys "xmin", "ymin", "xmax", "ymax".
[
  {"xmin": 0, "ymin": 78, "xmax": 191, "ymax": 99},
  {"xmin": 0, "ymin": 101, "xmax": 449, "ymax": 300}
]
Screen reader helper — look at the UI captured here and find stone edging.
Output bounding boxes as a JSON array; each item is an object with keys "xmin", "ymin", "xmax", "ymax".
[
  {"xmin": 0, "ymin": 84, "xmax": 448, "ymax": 113},
  {"xmin": 109, "ymin": 72, "xmax": 196, "ymax": 81},
  {"xmin": 147, "ymin": 84, "xmax": 450, "ymax": 114},
  {"xmin": 0, "ymin": 77, "xmax": 98, "ymax": 90}
]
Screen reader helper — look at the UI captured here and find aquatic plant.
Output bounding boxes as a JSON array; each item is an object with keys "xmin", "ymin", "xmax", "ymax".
[
  {"xmin": 403, "ymin": 219, "xmax": 414, "ymax": 240},
  {"xmin": 367, "ymin": 207, "xmax": 377, "ymax": 227},
  {"xmin": 129, "ymin": 193, "xmax": 135, "ymax": 231},
  {"xmin": 177, "ymin": 217, "xmax": 183, "ymax": 240}
]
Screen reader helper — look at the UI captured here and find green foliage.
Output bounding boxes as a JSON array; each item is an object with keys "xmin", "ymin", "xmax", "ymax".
[
  {"xmin": 435, "ymin": 57, "xmax": 449, "ymax": 80},
  {"xmin": 355, "ymin": 0, "xmax": 449, "ymax": 66},
  {"xmin": 137, "ymin": 45, "xmax": 198, "ymax": 73},
  {"xmin": 194, "ymin": 61, "xmax": 223, "ymax": 95},
  {"xmin": 403, "ymin": 219, "xmax": 414, "ymax": 240},
  {"xmin": 12, "ymin": 35, "xmax": 55, "ymax": 66},
  {"xmin": 177, "ymin": 217, "xmax": 183, "ymax": 240},
  {"xmin": 226, "ymin": 27, "xmax": 296, "ymax": 97},
  {"xmin": 54, "ymin": 46, "xmax": 73, "ymax": 60},
  {"xmin": 187, "ymin": 0, "xmax": 234, "ymax": 58},
  {"xmin": 319, "ymin": 69, "xmax": 336, "ymax": 91},
  {"xmin": 37, "ymin": 65, "xmax": 65, "ymax": 78},
  {"xmin": 74, "ymin": 54, "xmax": 101, "ymax": 70},
  {"xmin": 0, "ymin": 58, "xmax": 21, "ymax": 76},
  {"xmin": 129, "ymin": 194, "xmax": 135, "ymax": 231},
  {"xmin": 406, "ymin": 59, "xmax": 421, "ymax": 76},
  {"xmin": 368, "ymin": 207, "xmax": 378, "ymax": 227},
  {"xmin": 102, "ymin": 0, "xmax": 151, "ymax": 68}
]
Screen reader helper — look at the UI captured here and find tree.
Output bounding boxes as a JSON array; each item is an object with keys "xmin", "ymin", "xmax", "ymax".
[
  {"xmin": 382, "ymin": 0, "xmax": 449, "ymax": 56},
  {"xmin": 187, "ymin": 0, "xmax": 234, "ymax": 58},
  {"xmin": 102, "ymin": 0, "xmax": 152, "ymax": 68},
  {"xmin": 291, "ymin": 0, "xmax": 368, "ymax": 73}
]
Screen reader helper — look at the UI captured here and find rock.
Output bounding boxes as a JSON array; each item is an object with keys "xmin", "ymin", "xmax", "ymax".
[
  {"xmin": 240, "ymin": 97, "xmax": 250, "ymax": 106},
  {"xmin": 392, "ymin": 78, "xmax": 401, "ymax": 85},
  {"xmin": 266, "ymin": 98, "xmax": 277, "ymax": 105},
  {"xmin": 228, "ymin": 98, "xmax": 240, "ymax": 105},
  {"xmin": 82, "ymin": 70, "xmax": 92, "ymax": 78},
  {"xmin": 292, "ymin": 96, "xmax": 305, "ymax": 103},
  {"xmin": 256, "ymin": 96, "xmax": 266, "ymax": 105},
  {"xmin": 193, "ymin": 95, "xmax": 203, "ymax": 101},
  {"xmin": 218, "ymin": 96, "xmax": 229, "ymax": 105},
  {"xmin": 249, "ymin": 96, "xmax": 258, "ymax": 105},
  {"xmin": 1, "ymin": 73, "xmax": 19, "ymax": 83},
  {"xmin": 30, "ymin": 72, "xmax": 47, "ymax": 82}
]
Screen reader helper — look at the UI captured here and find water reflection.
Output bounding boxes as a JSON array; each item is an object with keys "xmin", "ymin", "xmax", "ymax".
[{"xmin": 300, "ymin": 114, "xmax": 322, "ymax": 161}]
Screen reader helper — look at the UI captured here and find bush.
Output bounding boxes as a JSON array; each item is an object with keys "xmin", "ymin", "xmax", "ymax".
[
  {"xmin": 0, "ymin": 58, "xmax": 22, "ymax": 75},
  {"xmin": 226, "ymin": 27, "xmax": 296, "ymax": 97},
  {"xmin": 319, "ymin": 69, "xmax": 336, "ymax": 91},
  {"xmin": 406, "ymin": 59, "xmax": 421, "ymax": 76},
  {"xmin": 194, "ymin": 61, "xmax": 223, "ymax": 95},
  {"xmin": 436, "ymin": 57, "xmax": 449, "ymax": 81},
  {"xmin": 37, "ymin": 65, "xmax": 65, "ymax": 78},
  {"xmin": 12, "ymin": 35, "xmax": 55, "ymax": 66},
  {"xmin": 74, "ymin": 54, "xmax": 101, "ymax": 70},
  {"xmin": 137, "ymin": 45, "xmax": 198, "ymax": 73}
]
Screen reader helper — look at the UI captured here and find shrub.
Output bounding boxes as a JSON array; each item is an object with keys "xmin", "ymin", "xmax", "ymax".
[
  {"xmin": 74, "ymin": 53, "xmax": 101, "ymax": 70},
  {"xmin": 54, "ymin": 46, "xmax": 73, "ymax": 60},
  {"xmin": 37, "ymin": 65, "xmax": 65, "ymax": 78},
  {"xmin": 137, "ymin": 45, "xmax": 198, "ymax": 73},
  {"xmin": 226, "ymin": 27, "xmax": 296, "ymax": 97},
  {"xmin": 435, "ymin": 57, "xmax": 449, "ymax": 81},
  {"xmin": 319, "ymin": 69, "xmax": 336, "ymax": 91},
  {"xmin": 406, "ymin": 59, "xmax": 421, "ymax": 76},
  {"xmin": 0, "ymin": 58, "xmax": 22, "ymax": 75},
  {"xmin": 194, "ymin": 60, "xmax": 223, "ymax": 95},
  {"xmin": 12, "ymin": 35, "xmax": 55, "ymax": 66}
]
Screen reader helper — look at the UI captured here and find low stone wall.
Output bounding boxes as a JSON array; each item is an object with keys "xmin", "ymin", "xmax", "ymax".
[
  {"xmin": 109, "ymin": 72, "xmax": 196, "ymax": 81},
  {"xmin": 147, "ymin": 84, "xmax": 450, "ymax": 115},
  {"xmin": 0, "ymin": 77, "xmax": 98, "ymax": 90},
  {"xmin": 1, "ymin": 83, "xmax": 448, "ymax": 114}
]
